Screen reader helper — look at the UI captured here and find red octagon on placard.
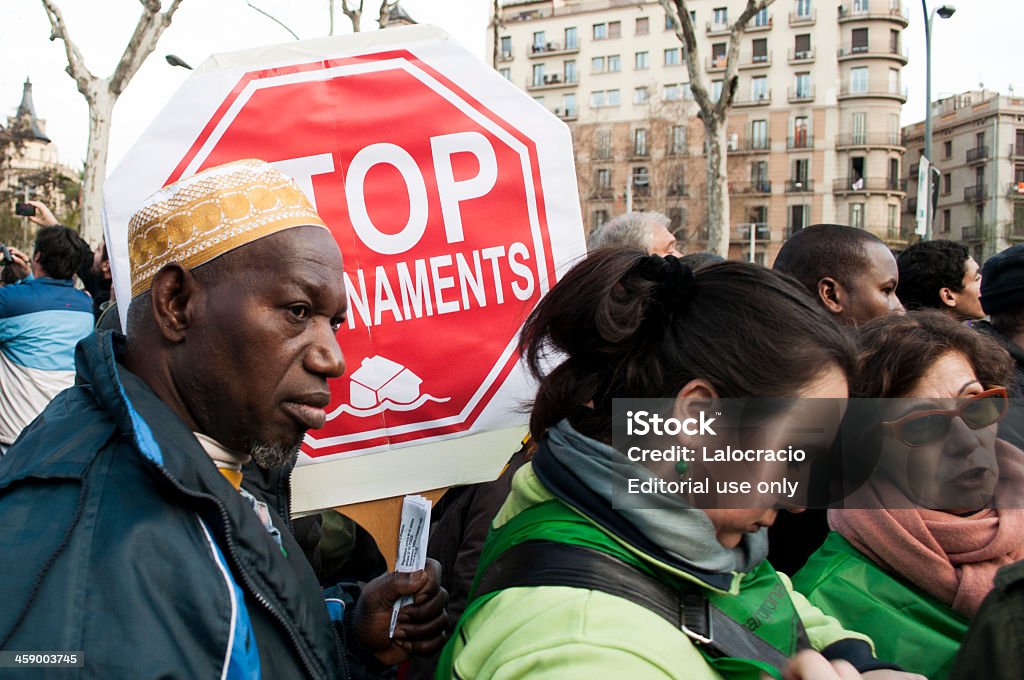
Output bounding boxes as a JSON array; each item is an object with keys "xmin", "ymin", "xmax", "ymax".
[{"xmin": 166, "ymin": 50, "xmax": 556, "ymax": 458}]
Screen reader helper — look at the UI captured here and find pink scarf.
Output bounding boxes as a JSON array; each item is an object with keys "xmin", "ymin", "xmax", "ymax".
[{"xmin": 829, "ymin": 439, "xmax": 1024, "ymax": 617}]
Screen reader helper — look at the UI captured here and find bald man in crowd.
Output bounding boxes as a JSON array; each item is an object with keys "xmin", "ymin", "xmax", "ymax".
[
  {"xmin": 0, "ymin": 160, "xmax": 446, "ymax": 679},
  {"xmin": 588, "ymin": 211, "xmax": 682, "ymax": 257}
]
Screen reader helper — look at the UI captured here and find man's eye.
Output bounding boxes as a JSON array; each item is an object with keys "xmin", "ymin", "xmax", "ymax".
[
  {"xmin": 288, "ymin": 305, "xmax": 311, "ymax": 320},
  {"xmin": 330, "ymin": 316, "xmax": 345, "ymax": 332}
]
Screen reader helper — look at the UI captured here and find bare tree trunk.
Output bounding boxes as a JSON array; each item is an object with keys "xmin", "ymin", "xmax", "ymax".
[
  {"xmin": 340, "ymin": 0, "xmax": 363, "ymax": 32},
  {"xmin": 491, "ymin": 0, "xmax": 502, "ymax": 69},
  {"xmin": 329, "ymin": 0, "xmax": 335, "ymax": 35},
  {"xmin": 41, "ymin": 0, "xmax": 183, "ymax": 244},
  {"xmin": 660, "ymin": 0, "xmax": 773, "ymax": 256},
  {"xmin": 377, "ymin": 0, "xmax": 389, "ymax": 29}
]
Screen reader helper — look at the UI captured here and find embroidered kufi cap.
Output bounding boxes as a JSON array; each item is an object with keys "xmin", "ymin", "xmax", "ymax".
[{"xmin": 127, "ymin": 158, "xmax": 328, "ymax": 298}]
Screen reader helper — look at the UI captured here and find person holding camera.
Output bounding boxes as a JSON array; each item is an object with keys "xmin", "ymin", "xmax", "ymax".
[{"xmin": 0, "ymin": 222, "xmax": 93, "ymax": 454}]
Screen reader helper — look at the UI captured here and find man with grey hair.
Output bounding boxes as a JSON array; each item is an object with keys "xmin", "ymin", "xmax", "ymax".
[{"xmin": 588, "ymin": 211, "xmax": 682, "ymax": 256}]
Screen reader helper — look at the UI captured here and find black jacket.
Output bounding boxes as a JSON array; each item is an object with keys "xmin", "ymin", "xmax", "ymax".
[{"xmin": 0, "ymin": 332, "xmax": 362, "ymax": 678}]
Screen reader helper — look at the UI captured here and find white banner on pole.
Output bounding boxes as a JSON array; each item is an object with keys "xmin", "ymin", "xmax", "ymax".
[{"xmin": 915, "ymin": 156, "xmax": 931, "ymax": 236}]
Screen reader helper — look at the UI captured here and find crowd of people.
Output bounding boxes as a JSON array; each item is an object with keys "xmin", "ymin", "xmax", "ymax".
[{"xmin": 1, "ymin": 169, "xmax": 1024, "ymax": 679}]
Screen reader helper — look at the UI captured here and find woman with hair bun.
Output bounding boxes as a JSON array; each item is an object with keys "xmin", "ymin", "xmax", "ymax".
[{"xmin": 434, "ymin": 249, "xmax": 918, "ymax": 680}]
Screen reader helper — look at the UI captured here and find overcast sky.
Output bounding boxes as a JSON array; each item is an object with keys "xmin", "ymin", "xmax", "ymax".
[{"xmin": 2, "ymin": 0, "xmax": 1020, "ymax": 173}]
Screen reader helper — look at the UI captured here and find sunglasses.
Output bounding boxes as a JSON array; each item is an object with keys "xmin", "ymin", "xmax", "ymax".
[{"xmin": 881, "ymin": 387, "xmax": 1009, "ymax": 447}]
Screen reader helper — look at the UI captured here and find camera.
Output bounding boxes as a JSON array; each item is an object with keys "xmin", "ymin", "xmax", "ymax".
[
  {"xmin": 0, "ymin": 244, "xmax": 13, "ymax": 267},
  {"xmin": 15, "ymin": 202, "xmax": 36, "ymax": 217}
]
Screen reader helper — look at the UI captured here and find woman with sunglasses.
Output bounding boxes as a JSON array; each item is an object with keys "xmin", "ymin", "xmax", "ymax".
[{"xmin": 794, "ymin": 310, "xmax": 1024, "ymax": 680}]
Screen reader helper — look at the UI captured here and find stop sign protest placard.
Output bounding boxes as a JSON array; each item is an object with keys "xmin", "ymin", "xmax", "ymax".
[{"xmin": 104, "ymin": 27, "xmax": 584, "ymax": 509}]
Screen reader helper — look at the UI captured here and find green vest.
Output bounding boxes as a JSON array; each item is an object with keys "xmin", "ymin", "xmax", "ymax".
[
  {"xmin": 436, "ymin": 498, "xmax": 806, "ymax": 680},
  {"xmin": 793, "ymin": 531, "xmax": 969, "ymax": 680}
]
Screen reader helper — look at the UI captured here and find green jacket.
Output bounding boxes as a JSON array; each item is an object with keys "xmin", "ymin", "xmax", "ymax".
[
  {"xmin": 439, "ymin": 463, "xmax": 883, "ymax": 680},
  {"xmin": 793, "ymin": 531, "xmax": 969, "ymax": 680}
]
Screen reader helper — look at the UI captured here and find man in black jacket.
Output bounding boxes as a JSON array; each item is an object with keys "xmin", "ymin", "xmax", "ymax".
[{"xmin": 0, "ymin": 159, "xmax": 447, "ymax": 678}]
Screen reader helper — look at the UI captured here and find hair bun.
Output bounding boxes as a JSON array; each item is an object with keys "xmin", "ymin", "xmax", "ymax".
[{"xmin": 629, "ymin": 255, "xmax": 696, "ymax": 309}]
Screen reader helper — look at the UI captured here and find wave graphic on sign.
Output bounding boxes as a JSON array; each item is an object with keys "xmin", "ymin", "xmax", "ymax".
[{"xmin": 327, "ymin": 355, "xmax": 450, "ymax": 421}]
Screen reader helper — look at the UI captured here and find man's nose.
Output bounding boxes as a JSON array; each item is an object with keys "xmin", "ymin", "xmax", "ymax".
[{"xmin": 306, "ymin": 320, "xmax": 346, "ymax": 378}]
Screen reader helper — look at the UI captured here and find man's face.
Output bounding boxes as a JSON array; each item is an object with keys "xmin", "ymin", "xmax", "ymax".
[
  {"xmin": 649, "ymin": 223, "xmax": 682, "ymax": 257},
  {"xmin": 950, "ymin": 256, "xmax": 984, "ymax": 320},
  {"xmin": 176, "ymin": 227, "xmax": 347, "ymax": 464},
  {"xmin": 841, "ymin": 241, "xmax": 903, "ymax": 325}
]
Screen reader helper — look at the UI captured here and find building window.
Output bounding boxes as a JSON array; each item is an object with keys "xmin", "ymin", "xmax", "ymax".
[
  {"xmin": 499, "ymin": 67, "xmax": 511, "ymax": 81},
  {"xmin": 532, "ymin": 64, "xmax": 545, "ymax": 87},
  {"xmin": 795, "ymin": 72, "xmax": 811, "ymax": 98},
  {"xmin": 564, "ymin": 60, "xmax": 577, "ymax": 83},
  {"xmin": 607, "ymin": 54, "xmax": 621, "ymax": 72},
  {"xmin": 943, "ymin": 172, "xmax": 952, "ymax": 195},
  {"xmin": 850, "ymin": 203, "xmax": 864, "ymax": 229},
  {"xmin": 753, "ymin": 7, "xmax": 769, "ymax": 27},
  {"xmin": 712, "ymin": 79, "xmax": 723, "ymax": 101},
  {"xmin": 632, "ymin": 166, "xmax": 650, "ymax": 196},
  {"xmin": 593, "ymin": 23, "xmax": 607, "ymax": 40},
  {"xmin": 608, "ymin": 21, "xmax": 621, "ymax": 38},
  {"xmin": 596, "ymin": 129, "xmax": 612, "ymax": 159},
  {"xmin": 664, "ymin": 83, "xmax": 681, "ymax": 100},
  {"xmin": 888, "ymin": 68, "xmax": 900, "ymax": 95},
  {"xmin": 593, "ymin": 210, "xmax": 609, "ymax": 228},
  {"xmin": 590, "ymin": 90, "xmax": 605, "ymax": 107},
  {"xmin": 670, "ymin": 125, "xmax": 687, "ymax": 155},
  {"xmin": 751, "ymin": 119, "xmax": 768, "ymax": 148},
  {"xmin": 533, "ymin": 31, "xmax": 546, "ymax": 52},
  {"xmin": 636, "ymin": 17, "xmax": 650, "ymax": 35},
  {"xmin": 794, "ymin": 34, "xmax": 811, "ymax": 59},
  {"xmin": 752, "ymin": 76, "xmax": 768, "ymax": 100},
  {"xmin": 562, "ymin": 93, "xmax": 576, "ymax": 117},
  {"xmin": 596, "ymin": 168, "xmax": 612, "ymax": 189},
  {"xmin": 944, "ymin": 140, "xmax": 952, "ymax": 158},
  {"xmin": 713, "ymin": 7, "xmax": 728, "ymax": 25},
  {"xmin": 500, "ymin": 36, "xmax": 512, "ymax": 58},
  {"xmin": 793, "ymin": 115, "xmax": 809, "ymax": 147},
  {"xmin": 941, "ymin": 209, "xmax": 951, "ymax": 233},
  {"xmin": 793, "ymin": 158, "xmax": 810, "ymax": 184},
  {"xmin": 890, "ymin": 29, "xmax": 900, "ymax": 55},
  {"xmin": 712, "ymin": 42, "xmax": 727, "ymax": 67},
  {"xmin": 682, "ymin": 82, "xmax": 693, "ymax": 99},
  {"xmin": 592, "ymin": 56, "xmax": 605, "ymax": 72},
  {"xmin": 887, "ymin": 204, "xmax": 898, "ymax": 233},
  {"xmin": 789, "ymin": 204, "xmax": 808, "ymax": 235},
  {"xmin": 752, "ymin": 38, "xmax": 768, "ymax": 63},
  {"xmin": 853, "ymin": 0, "xmax": 869, "ymax": 13},
  {"xmin": 851, "ymin": 112, "xmax": 867, "ymax": 144},
  {"xmin": 851, "ymin": 27, "xmax": 868, "ymax": 53},
  {"xmin": 633, "ymin": 87, "xmax": 649, "ymax": 105},
  {"xmin": 633, "ymin": 128, "xmax": 648, "ymax": 155},
  {"xmin": 664, "ymin": 48, "xmax": 681, "ymax": 65},
  {"xmin": 796, "ymin": 0, "xmax": 812, "ymax": 18},
  {"xmin": 665, "ymin": 12, "xmax": 676, "ymax": 30},
  {"xmin": 565, "ymin": 26, "xmax": 578, "ymax": 49},
  {"xmin": 850, "ymin": 67, "xmax": 868, "ymax": 93},
  {"xmin": 608, "ymin": 89, "xmax": 620, "ymax": 105},
  {"xmin": 635, "ymin": 51, "xmax": 649, "ymax": 69},
  {"xmin": 751, "ymin": 160, "xmax": 769, "ymax": 191}
]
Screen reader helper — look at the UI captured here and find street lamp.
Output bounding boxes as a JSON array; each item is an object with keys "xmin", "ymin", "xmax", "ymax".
[
  {"xmin": 922, "ymin": 1, "xmax": 955, "ymax": 240},
  {"xmin": 165, "ymin": 54, "xmax": 194, "ymax": 70}
]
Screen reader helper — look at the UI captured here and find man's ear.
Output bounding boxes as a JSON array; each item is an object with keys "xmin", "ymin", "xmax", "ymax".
[
  {"xmin": 817, "ymin": 277, "xmax": 844, "ymax": 315},
  {"xmin": 149, "ymin": 264, "xmax": 199, "ymax": 342},
  {"xmin": 672, "ymin": 378, "xmax": 719, "ymax": 422},
  {"xmin": 938, "ymin": 286, "xmax": 958, "ymax": 309}
]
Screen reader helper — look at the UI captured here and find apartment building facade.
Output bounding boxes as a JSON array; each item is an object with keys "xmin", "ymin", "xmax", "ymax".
[
  {"xmin": 491, "ymin": 0, "xmax": 909, "ymax": 261},
  {"xmin": 902, "ymin": 90, "xmax": 1024, "ymax": 262}
]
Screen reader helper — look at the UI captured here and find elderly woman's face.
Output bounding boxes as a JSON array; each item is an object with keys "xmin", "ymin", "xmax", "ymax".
[{"xmin": 879, "ymin": 351, "xmax": 1000, "ymax": 511}]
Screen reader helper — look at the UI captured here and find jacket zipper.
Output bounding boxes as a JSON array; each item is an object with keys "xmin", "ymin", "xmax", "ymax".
[{"xmin": 153, "ymin": 464, "xmax": 325, "ymax": 680}]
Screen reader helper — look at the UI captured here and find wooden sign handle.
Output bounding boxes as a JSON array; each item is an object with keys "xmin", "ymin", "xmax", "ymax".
[{"xmin": 334, "ymin": 487, "xmax": 448, "ymax": 572}]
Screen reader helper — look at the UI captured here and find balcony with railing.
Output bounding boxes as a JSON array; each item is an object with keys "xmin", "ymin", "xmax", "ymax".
[
  {"xmin": 838, "ymin": 1, "xmax": 909, "ymax": 26},
  {"xmin": 836, "ymin": 132, "xmax": 904, "ymax": 148},
  {"xmin": 832, "ymin": 177, "xmax": 904, "ymax": 194},
  {"xmin": 747, "ymin": 15, "xmax": 774, "ymax": 31},
  {"xmin": 788, "ymin": 47, "xmax": 816, "ymax": 63},
  {"xmin": 732, "ymin": 137, "xmax": 772, "ymax": 153},
  {"xmin": 731, "ymin": 223, "xmax": 771, "ymax": 242},
  {"xmin": 964, "ymin": 184, "xmax": 987, "ymax": 202},
  {"xmin": 526, "ymin": 73, "xmax": 578, "ymax": 90},
  {"xmin": 838, "ymin": 82, "xmax": 908, "ymax": 102},
  {"xmin": 961, "ymin": 224, "xmax": 986, "ymax": 241},
  {"xmin": 706, "ymin": 19, "xmax": 730, "ymax": 35},
  {"xmin": 498, "ymin": 49, "xmax": 514, "ymax": 62},
  {"xmin": 590, "ymin": 186, "xmax": 614, "ymax": 200},
  {"xmin": 785, "ymin": 179, "xmax": 814, "ymax": 193},
  {"xmin": 733, "ymin": 90, "xmax": 772, "ymax": 107},
  {"xmin": 788, "ymin": 85, "xmax": 815, "ymax": 103},
  {"xmin": 706, "ymin": 54, "xmax": 728, "ymax": 72},
  {"xmin": 554, "ymin": 107, "xmax": 578, "ymax": 121},
  {"xmin": 529, "ymin": 41, "xmax": 579, "ymax": 58},
  {"xmin": 966, "ymin": 146, "xmax": 989, "ymax": 163},
  {"xmin": 731, "ymin": 180, "xmax": 773, "ymax": 195},
  {"xmin": 837, "ymin": 44, "xmax": 909, "ymax": 63},
  {"xmin": 787, "ymin": 135, "xmax": 814, "ymax": 150},
  {"xmin": 789, "ymin": 9, "xmax": 816, "ymax": 25},
  {"xmin": 740, "ymin": 51, "xmax": 773, "ymax": 69}
]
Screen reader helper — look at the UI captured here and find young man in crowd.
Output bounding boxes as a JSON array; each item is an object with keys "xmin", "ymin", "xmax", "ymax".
[
  {"xmin": 896, "ymin": 239, "xmax": 983, "ymax": 320},
  {"xmin": 0, "ymin": 225, "xmax": 92, "ymax": 453},
  {"xmin": 0, "ymin": 160, "xmax": 447, "ymax": 678}
]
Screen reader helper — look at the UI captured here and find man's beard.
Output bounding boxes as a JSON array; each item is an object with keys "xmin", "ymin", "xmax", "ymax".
[{"xmin": 249, "ymin": 440, "xmax": 302, "ymax": 469}]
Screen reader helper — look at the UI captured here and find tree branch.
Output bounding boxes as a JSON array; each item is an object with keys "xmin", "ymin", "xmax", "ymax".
[
  {"xmin": 340, "ymin": 0, "xmax": 364, "ymax": 32},
  {"xmin": 377, "ymin": 0, "xmax": 389, "ymax": 29},
  {"xmin": 716, "ymin": 0, "xmax": 775, "ymax": 115},
  {"xmin": 39, "ymin": 0, "xmax": 95, "ymax": 98},
  {"xmin": 246, "ymin": 1, "xmax": 300, "ymax": 41},
  {"xmin": 660, "ymin": 1, "xmax": 715, "ymax": 116},
  {"xmin": 110, "ymin": 0, "xmax": 184, "ymax": 96}
]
